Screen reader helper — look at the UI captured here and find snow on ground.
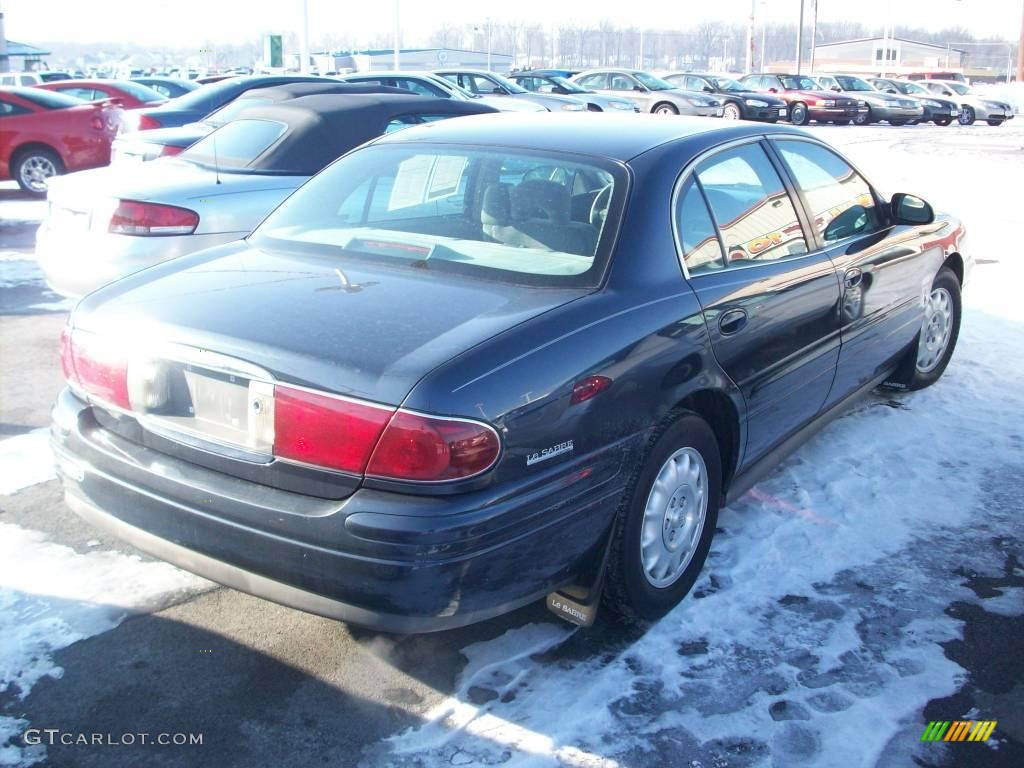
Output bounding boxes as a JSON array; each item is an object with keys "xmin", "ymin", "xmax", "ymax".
[
  {"xmin": 368, "ymin": 124, "xmax": 1024, "ymax": 767},
  {"xmin": 0, "ymin": 431, "xmax": 55, "ymax": 497},
  {"xmin": 0, "ymin": 522, "xmax": 211, "ymax": 766}
]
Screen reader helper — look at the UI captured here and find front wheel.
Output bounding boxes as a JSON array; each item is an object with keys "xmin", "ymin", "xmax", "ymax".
[
  {"xmin": 603, "ymin": 413, "xmax": 722, "ymax": 624},
  {"xmin": 789, "ymin": 102, "xmax": 809, "ymax": 126},
  {"xmin": 883, "ymin": 267, "xmax": 962, "ymax": 391},
  {"xmin": 13, "ymin": 147, "xmax": 64, "ymax": 195},
  {"xmin": 853, "ymin": 106, "xmax": 872, "ymax": 126},
  {"xmin": 959, "ymin": 106, "xmax": 976, "ymax": 125},
  {"xmin": 722, "ymin": 102, "xmax": 742, "ymax": 120},
  {"xmin": 653, "ymin": 102, "xmax": 679, "ymax": 116}
]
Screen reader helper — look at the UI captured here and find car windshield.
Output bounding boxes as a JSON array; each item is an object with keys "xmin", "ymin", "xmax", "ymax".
[
  {"xmin": 946, "ymin": 82, "xmax": 970, "ymax": 95},
  {"xmin": 835, "ymin": 76, "xmax": 874, "ymax": 91},
  {"xmin": 181, "ymin": 118, "xmax": 287, "ymax": 170},
  {"xmin": 548, "ymin": 76, "xmax": 588, "ymax": 93},
  {"xmin": 897, "ymin": 81, "xmax": 926, "ymax": 95},
  {"xmin": 711, "ymin": 77, "xmax": 744, "ymax": 92},
  {"xmin": 487, "ymin": 73, "xmax": 528, "ymax": 94},
  {"xmin": 634, "ymin": 71, "xmax": 674, "ymax": 90},
  {"xmin": 251, "ymin": 145, "xmax": 625, "ymax": 287},
  {"xmin": 10, "ymin": 88, "xmax": 84, "ymax": 109},
  {"xmin": 780, "ymin": 76, "xmax": 819, "ymax": 90}
]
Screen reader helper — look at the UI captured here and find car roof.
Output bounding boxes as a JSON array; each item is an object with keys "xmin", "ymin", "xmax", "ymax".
[
  {"xmin": 232, "ymin": 81, "xmax": 410, "ymax": 102},
  {"xmin": 226, "ymin": 93, "xmax": 496, "ymax": 174},
  {"xmin": 372, "ymin": 112, "xmax": 799, "ymax": 162}
]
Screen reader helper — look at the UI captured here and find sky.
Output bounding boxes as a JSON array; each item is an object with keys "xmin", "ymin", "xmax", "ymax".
[{"xmin": 1, "ymin": 0, "xmax": 1021, "ymax": 48}]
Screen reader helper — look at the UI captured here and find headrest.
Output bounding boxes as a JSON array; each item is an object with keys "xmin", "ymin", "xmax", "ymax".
[
  {"xmin": 481, "ymin": 183, "xmax": 511, "ymax": 226},
  {"xmin": 510, "ymin": 180, "xmax": 570, "ymax": 223}
]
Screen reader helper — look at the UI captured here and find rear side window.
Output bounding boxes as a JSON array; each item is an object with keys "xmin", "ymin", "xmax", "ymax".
[
  {"xmin": 775, "ymin": 140, "xmax": 882, "ymax": 244},
  {"xmin": 181, "ymin": 119, "xmax": 287, "ymax": 168},
  {"xmin": 394, "ymin": 78, "xmax": 444, "ymax": 97},
  {"xmin": 674, "ymin": 177, "xmax": 725, "ymax": 276},
  {"xmin": 0, "ymin": 99, "xmax": 30, "ymax": 116},
  {"xmin": 696, "ymin": 143, "xmax": 808, "ymax": 265},
  {"xmin": 56, "ymin": 87, "xmax": 98, "ymax": 101},
  {"xmin": 10, "ymin": 89, "xmax": 84, "ymax": 109}
]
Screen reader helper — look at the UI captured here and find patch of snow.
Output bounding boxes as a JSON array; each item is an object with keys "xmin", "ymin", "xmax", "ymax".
[
  {"xmin": 0, "ymin": 259, "xmax": 43, "ymax": 289},
  {"xmin": 0, "ymin": 431, "xmax": 55, "ymax": 496},
  {"xmin": 0, "ymin": 523, "xmax": 211, "ymax": 765},
  {"xmin": 971, "ymin": 586, "xmax": 1024, "ymax": 618}
]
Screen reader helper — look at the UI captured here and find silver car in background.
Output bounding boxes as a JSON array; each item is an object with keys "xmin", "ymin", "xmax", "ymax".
[
  {"xmin": 815, "ymin": 74, "xmax": 924, "ymax": 125},
  {"xmin": 338, "ymin": 70, "xmax": 545, "ymax": 112},
  {"xmin": 570, "ymin": 69, "xmax": 723, "ymax": 116},
  {"xmin": 507, "ymin": 71, "xmax": 639, "ymax": 112},
  {"xmin": 918, "ymin": 80, "xmax": 1015, "ymax": 126},
  {"xmin": 36, "ymin": 94, "xmax": 496, "ymax": 297},
  {"xmin": 435, "ymin": 69, "xmax": 588, "ymax": 112}
]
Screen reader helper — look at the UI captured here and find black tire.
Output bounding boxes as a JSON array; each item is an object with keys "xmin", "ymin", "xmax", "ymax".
[
  {"xmin": 789, "ymin": 102, "xmax": 809, "ymax": 126},
  {"xmin": 889, "ymin": 119, "xmax": 908, "ymax": 126},
  {"xmin": 933, "ymin": 117, "xmax": 953, "ymax": 126},
  {"xmin": 882, "ymin": 267, "xmax": 962, "ymax": 392},
  {"xmin": 603, "ymin": 412, "xmax": 722, "ymax": 624},
  {"xmin": 854, "ymin": 106, "xmax": 872, "ymax": 126},
  {"xmin": 12, "ymin": 146, "xmax": 64, "ymax": 196},
  {"xmin": 722, "ymin": 101, "xmax": 742, "ymax": 120},
  {"xmin": 959, "ymin": 106, "xmax": 975, "ymax": 125},
  {"xmin": 653, "ymin": 102, "xmax": 679, "ymax": 116},
  {"xmin": 987, "ymin": 118, "xmax": 1004, "ymax": 126}
]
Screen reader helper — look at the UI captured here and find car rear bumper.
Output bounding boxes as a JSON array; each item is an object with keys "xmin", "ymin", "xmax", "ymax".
[
  {"xmin": 51, "ymin": 389, "xmax": 631, "ymax": 633},
  {"xmin": 746, "ymin": 105, "xmax": 788, "ymax": 122},
  {"xmin": 35, "ymin": 225, "xmax": 243, "ymax": 298},
  {"xmin": 808, "ymin": 106, "xmax": 867, "ymax": 121}
]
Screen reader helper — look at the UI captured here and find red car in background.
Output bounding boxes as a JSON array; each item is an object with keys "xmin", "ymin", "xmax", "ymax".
[
  {"xmin": 0, "ymin": 88, "xmax": 120, "ymax": 194},
  {"xmin": 37, "ymin": 79, "xmax": 167, "ymax": 109},
  {"xmin": 739, "ymin": 73, "xmax": 868, "ymax": 126}
]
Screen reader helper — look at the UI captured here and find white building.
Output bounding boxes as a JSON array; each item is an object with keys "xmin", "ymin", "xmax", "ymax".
[
  {"xmin": 812, "ymin": 37, "xmax": 967, "ymax": 76},
  {"xmin": 287, "ymin": 48, "xmax": 513, "ymax": 75}
]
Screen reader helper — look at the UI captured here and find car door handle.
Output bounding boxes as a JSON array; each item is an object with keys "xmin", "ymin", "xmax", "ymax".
[
  {"xmin": 718, "ymin": 308, "xmax": 748, "ymax": 335},
  {"xmin": 844, "ymin": 268, "xmax": 863, "ymax": 289}
]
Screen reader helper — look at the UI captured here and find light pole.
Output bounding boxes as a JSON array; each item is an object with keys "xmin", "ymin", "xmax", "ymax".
[
  {"xmin": 299, "ymin": 0, "xmax": 310, "ymax": 74},
  {"xmin": 795, "ymin": 0, "xmax": 805, "ymax": 74},
  {"xmin": 760, "ymin": 2, "xmax": 767, "ymax": 71},
  {"xmin": 808, "ymin": 0, "xmax": 818, "ymax": 74},
  {"xmin": 1017, "ymin": 0, "xmax": 1024, "ymax": 83},
  {"xmin": 746, "ymin": 0, "xmax": 755, "ymax": 74},
  {"xmin": 393, "ymin": 0, "xmax": 400, "ymax": 71}
]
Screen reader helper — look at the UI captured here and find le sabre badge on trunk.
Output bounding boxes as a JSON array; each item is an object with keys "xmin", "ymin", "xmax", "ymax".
[{"xmin": 526, "ymin": 440, "xmax": 574, "ymax": 466}]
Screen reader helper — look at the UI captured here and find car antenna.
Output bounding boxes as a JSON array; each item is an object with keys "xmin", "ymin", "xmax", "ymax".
[{"xmin": 212, "ymin": 128, "xmax": 222, "ymax": 185}]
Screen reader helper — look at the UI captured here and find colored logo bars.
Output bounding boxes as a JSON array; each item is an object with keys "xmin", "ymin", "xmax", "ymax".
[{"xmin": 921, "ymin": 721, "xmax": 997, "ymax": 743}]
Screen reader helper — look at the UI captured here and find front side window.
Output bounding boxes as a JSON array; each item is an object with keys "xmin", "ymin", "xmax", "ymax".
[
  {"xmin": 775, "ymin": 141, "xmax": 881, "ymax": 244},
  {"xmin": 252, "ymin": 146, "xmax": 625, "ymax": 286},
  {"xmin": 10, "ymin": 88, "xmax": 83, "ymax": 109},
  {"xmin": 674, "ymin": 177, "xmax": 725, "ymax": 276},
  {"xmin": 696, "ymin": 143, "xmax": 808, "ymax": 265},
  {"xmin": 608, "ymin": 74, "xmax": 636, "ymax": 91},
  {"xmin": 780, "ymin": 76, "xmax": 818, "ymax": 90},
  {"xmin": 395, "ymin": 78, "xmax": 444, "ymax": 97},
  {"xmin": 576, "ymin": 73, "xmax": 607, "ymax": 89}
]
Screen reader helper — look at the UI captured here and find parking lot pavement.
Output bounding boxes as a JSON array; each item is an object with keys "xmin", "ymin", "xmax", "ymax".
[{"xmin": 0, "ymin": 124, "xmax": 1022, "ymax": 768}]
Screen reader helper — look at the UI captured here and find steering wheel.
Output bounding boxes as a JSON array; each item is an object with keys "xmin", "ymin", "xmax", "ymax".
[{"xmin": 590, "ymin": 184, "xmax": 613, "ymax": 227}]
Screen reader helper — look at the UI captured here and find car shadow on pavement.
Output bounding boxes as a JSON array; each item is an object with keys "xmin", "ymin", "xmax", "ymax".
[{"xmin": 5, "ymin": 589, "xmax": 608, "ymax": 768}]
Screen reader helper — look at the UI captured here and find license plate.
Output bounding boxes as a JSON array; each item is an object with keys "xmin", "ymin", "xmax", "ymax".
[{"xmin": 778, "ymin": 108, "xmax": 787, "ymax": 117}]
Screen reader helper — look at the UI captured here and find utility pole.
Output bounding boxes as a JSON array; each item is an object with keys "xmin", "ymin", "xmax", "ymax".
[
  {"xmin": 746, "ymin": 0, "xmax": 755, "ymax": 74},
  {"xmin": 809, "ymin": 0, "xmax": 818, "ymax": 74},
  {"xmin": 1017, "ymin": 0, "xmax": 1024, "ymax": 83},
  {"xmin": 795, "ymin": 0, "xmax": 805, "ymax": 74},
  {"xmin": 299, "ymin": 0, "xmax": 310, "ymax": 73}
]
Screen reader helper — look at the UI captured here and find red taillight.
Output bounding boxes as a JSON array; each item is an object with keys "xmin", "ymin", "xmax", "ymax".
[
  {"xmin": 366, "ymin": 411, "xmax": 501, "ymax": 482},
  {"xmin": 109, "ymin": 200, "xmax": 198, "ymax": 236},
  {"xmin": 63, "ymin": 330, "xmax": 130, "ymax": 410},
  {"xmin": 159, "ymin": 144, "xmax": 185, "ymax": 157},
  {"xmin": 135, "ymin": 114, "xmax": 161, "ymax": 131},
  {"xmin": 570, "ymin": 375, "xmax": 612, "ymax": 405},
  {"xmin": 273, "ymin": 386, "xmax": 392, "ymax": 474}
]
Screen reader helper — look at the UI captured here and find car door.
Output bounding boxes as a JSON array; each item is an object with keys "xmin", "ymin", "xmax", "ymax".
[
  {"xmin": 606, "ymin": 73, "xmax": 651, "ymax": 111},
  {"xmin": 677, "ymin": 139, "xmax": 842, "ymax": 464},
  {"xmin": 770, "ymin": 137, "xmax": 928, "ymax": 406}
]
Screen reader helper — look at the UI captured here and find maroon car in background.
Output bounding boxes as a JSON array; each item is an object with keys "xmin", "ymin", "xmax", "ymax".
[
  {"xmin": 0, "ymin": 87, "xmax": 119, "ymax": 194},
  {"xmin": 740, "ymin": 73, "xmax": 867, "ymax": 126},
  {"xmin": 37, "ymin": 79, "xmax": 167, "ymax": 109}
]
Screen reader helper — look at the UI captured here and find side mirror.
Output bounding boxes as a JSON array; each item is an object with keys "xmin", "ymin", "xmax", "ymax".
[
  {"xmin": 553, "ymin": 86, "xmax": 569, "ymax": 95},
  {"xmin": 703, "ymin": 85, "xmax": 715, "ymax": 93},
  {"xmin": 633, "ymin": 85, "xmax": 647, "ymax": 92},
  {"xmin": 831, "ymin": 85, "xmax": 842, "ymax": 92},
  {"xmin": 891, "ymin": 193, "xmax": 934, "ymax": 225},
  {"xmin": 885, "ymin": 88, "xmax": 898, "ymax": 94},
  {"xmin": 767, "ymin": 87, "xmax": 778, "ymax": 93}
]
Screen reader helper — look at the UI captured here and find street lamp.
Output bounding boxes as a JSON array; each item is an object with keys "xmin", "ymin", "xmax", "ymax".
[{"xmin": 473, "ymin": 19, "xmax": 493, "ymax": 71}]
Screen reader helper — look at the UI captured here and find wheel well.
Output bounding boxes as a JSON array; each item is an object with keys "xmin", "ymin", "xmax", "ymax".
[
  {"xmin": 652, "ymin": 101, "xmax": 677, "ymax": 113},
  {"xmin": 672, "ymin": 389, "xmax": 740, "ymax": 493},
  {"xmin": 10, "ymin": 142, "xmax": 60, "ymax": 175},
  {"xmin": 943, "ymin": 252, "xmax": 964, "ymax": 285},
  {"xmin": 586, "ymin": 103, "xmax": 602, "ymax": 112}
]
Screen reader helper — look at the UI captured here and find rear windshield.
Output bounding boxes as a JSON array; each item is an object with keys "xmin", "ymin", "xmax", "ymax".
[
  {"xmin": 203, "ymin": 96, "xmax": 273, "ymax": 126},
  {"xmin": 10, "ymin": 88, "xmax": 84, "ymax": 109},
  {"xmin": 181, "ymin": 119, "xmax": 287, "ymax": 169},
  {"xmin": 111, "ymin": 80, "xmax": 166, "ymax": 102},
  {"xmin": 251, "ymin": 145, "xmax": 626, "ymax": 287}
]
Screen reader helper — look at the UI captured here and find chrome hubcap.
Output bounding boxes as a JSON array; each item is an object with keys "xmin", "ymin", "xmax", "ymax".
[
  {"xmin": 656, "ymin": 106, "xmax": 674, "ymax": 115},
  {"xmin": 21, "ymin": 156, "xmax": 56, "ymax": 192},
  {"xmin": 640, "ymin": 447, "xmax": 708, "ymax": 588},
  {"xmin": 723, "ymin": 105, "xmax": 740, "ymax": 120},
  {"xmin": 916, "ymin": 287, "xmax": 954, "ymax": 373}
]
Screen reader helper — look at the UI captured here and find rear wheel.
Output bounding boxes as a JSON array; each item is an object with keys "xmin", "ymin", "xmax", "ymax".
[
  {"xmin": 722, "ymin": 102, "xmax": 742, "ymax": 120},
  {"xmin": 959, "ymin": 106, "xmax": 976, "ymax": 125},
  {"xmin": 603, "ymin": 413, "xmax": 722, "ymax": 624},
  {"xmin": 653, "ymin": 102, "xmax": 679, "ymax": 116},
  {"xmin": 883, "ymin": 267, "xmax": 962, "ymax": 391},
  {"xmin": 13, "ymin": 147, "xmax": 63, "ymax": 195},
  {"xmin": 789, "ymin": 102, "xmax": 809, "ymax": 126},
  {"xmin": 853, "ymin": 106, "xmax": 872, "ymax": 125}
]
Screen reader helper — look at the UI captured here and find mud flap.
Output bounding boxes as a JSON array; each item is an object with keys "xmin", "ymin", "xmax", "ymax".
[{"xmin": 545, "ymin": 526, "xmax": 616, "ymax": 628}]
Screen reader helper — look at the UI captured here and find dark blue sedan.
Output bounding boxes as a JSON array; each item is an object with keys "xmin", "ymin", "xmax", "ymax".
[{"xmin": 51, "ymin": 115, "xmax": 969, "ymax": 632}]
